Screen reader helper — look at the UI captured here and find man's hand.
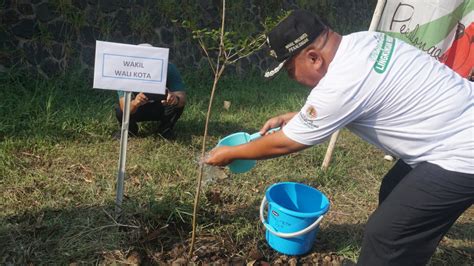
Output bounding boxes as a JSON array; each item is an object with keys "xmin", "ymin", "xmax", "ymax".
[
  {"xmin": 259, "ymin": 112, "xmax": 297, "ymax": 135},
  {"xmin": 132, "ymin": 92, "xmax": 149, "ymax": 107},
  {"xmin": 204, "ymin": 146, "xmax": 235, "ymax": 167},
  {"xmin": 119, "ymin": 92, "xmax": 149, "ymax": 114},
  {"xmin": 161, "ymin": 90, "xmax": 180, "ymax": 106}
]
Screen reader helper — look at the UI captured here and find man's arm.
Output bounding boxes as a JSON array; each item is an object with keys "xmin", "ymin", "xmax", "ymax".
[
  {"xmin": 205, "ymin": 130, "xmax": 309, "ymax": 166},
  {"xmin": 205, "ymin": 112, "xmax": 306, "ymax": 166},
  {"xmin": 119, "ymin": 92, "xmax": 148, "ymax": 114}
]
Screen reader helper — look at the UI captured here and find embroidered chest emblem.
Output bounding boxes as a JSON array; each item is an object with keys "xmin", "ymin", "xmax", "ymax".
[
  {"xmin": 306, "ymin": 105, "xmax": 318, "ymax": 120},
  {"xmin": 298, "ymin": 105, "xmax": 320, "ymax": 129}
]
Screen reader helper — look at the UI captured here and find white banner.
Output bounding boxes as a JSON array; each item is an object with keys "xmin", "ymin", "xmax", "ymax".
[
  {"xmin": 93, "ymin": 41, "xmax": 169, "ymax": 94},
  {"xmin": 377, "ymin": 0, "xmax": 473, "ymax": 78}
]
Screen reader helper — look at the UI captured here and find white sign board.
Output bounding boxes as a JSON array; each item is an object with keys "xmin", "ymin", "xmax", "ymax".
[{"xmin": 93, "ymin": 41, "xmax": 169, "ymax": 94}]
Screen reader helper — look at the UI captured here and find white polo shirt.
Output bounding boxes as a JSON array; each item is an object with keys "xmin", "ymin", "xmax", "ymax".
[{"xmin": 283, "ymin": 31, "xmax": 474, "ymax": 174}]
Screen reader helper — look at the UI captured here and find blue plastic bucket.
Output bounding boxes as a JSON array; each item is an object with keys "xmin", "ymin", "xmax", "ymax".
[{"xmin": 260, "ymin": 182, "xmax": 330, "ymax": 255}]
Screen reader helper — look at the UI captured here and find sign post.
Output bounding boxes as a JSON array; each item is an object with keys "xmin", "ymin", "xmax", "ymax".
[
  {"xmin": 115, "ymin": 91, "xmax": 131, "ymax": 217},
  {"xmin": 93, "ymin": 41, "xmax": 169, "ymax": 218}
]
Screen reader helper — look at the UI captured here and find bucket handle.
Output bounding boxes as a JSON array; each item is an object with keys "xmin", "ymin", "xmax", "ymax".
[{"xmin": 260, "ymin": 195, "xmax": 324, "ymax": 238}]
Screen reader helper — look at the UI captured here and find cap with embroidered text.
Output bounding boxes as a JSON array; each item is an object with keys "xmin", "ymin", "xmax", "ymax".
[{"xmin": 264, "ymin": 10, "xmax": 327, "ymax": 78}]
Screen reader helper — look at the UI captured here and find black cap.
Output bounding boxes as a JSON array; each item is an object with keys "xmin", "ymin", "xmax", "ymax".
[{"xmin": 264, "ymin": 10, "xmax": 327, "ymax": 78}]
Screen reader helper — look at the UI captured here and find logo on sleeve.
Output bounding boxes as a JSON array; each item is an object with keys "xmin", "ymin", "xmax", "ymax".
[
  {"xmin": 306, "ymin": 105, "xmax": 318, "ymax": 120},
  {"xmin": 373, "ymin": 34, "xmax": 395, "ymax": 74},
  {"xmin": 298, "ymin": 105, "xmax": 319, "ymax": 128}
]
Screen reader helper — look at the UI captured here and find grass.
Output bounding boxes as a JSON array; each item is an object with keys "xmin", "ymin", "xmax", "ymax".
[{"xmin": 0, "ymin": 69, "xmax": 472, "ymax": 264}]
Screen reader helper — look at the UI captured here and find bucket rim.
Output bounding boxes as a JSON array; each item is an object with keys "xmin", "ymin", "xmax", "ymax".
[
  {"xmin": 218, "ymin": 132, "xmax": 250, "ymax": 145},
  {"xmin": 266, "ymin": 182, "xmax": 330, "ymax": 218}
]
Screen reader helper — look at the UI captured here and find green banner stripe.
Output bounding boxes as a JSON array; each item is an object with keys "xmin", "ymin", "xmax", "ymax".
[{"xmin": 383, "ymin": 0, "xmax": 473, "ymax": 48}]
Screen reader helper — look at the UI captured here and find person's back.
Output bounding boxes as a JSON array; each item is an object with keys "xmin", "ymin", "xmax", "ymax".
[{"xmin": 284, "ymin": 31, "xmax": 473, "ymax": 173}]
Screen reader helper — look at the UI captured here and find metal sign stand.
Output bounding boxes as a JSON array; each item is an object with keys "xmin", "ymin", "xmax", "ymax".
[{"xmin": 115, "ymin": 91, "xmax": 132, "ymax": 218}]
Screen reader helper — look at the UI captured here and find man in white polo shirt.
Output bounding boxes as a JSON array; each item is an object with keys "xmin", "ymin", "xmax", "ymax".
[{"xmin": 205, "ymin": 9, "xmax": 473, "ymax": 265}]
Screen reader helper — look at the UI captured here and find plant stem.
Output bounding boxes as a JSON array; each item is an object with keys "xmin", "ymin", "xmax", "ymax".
[
  {"xmin": 188, "ymin": 65, "xmax": 225, "ymax": 257},
  {"xmin": 188, "ymin": 0, "xmax": 227, "ymax": 258}
]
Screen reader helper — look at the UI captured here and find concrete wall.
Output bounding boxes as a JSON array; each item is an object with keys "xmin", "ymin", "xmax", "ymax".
[{"xmin": 1, "ymin": 0, "xmax": 375, "ymax": 77}]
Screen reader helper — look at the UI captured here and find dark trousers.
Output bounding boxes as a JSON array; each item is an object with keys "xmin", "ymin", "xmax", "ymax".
[
  {"xmin": 357, "ymin": 160, "xmax": 473, "ymax": 266},
  {"xmin": 115, "ymin": 101, "xmax": 184, "ymax": 136}
]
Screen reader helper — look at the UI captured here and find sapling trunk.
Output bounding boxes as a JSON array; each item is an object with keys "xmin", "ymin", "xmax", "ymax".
[
  {"xmin": 189, "ymin": 65, "xmax": 225, "ymax": 257},
  {"xmin": 188, "ymin": 0, "xmax": 227, "ymax": 257},
  {"xmin": 185, "ymin": 0, "xmax": 274, "ymax": 258}
]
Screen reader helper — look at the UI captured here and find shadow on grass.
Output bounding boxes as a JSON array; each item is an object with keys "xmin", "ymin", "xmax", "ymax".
[
  {"xmin": 1, "ymin": 117, "xmax": 246, "ymax": 149},
  {"xmin": 317, "ymin": 222, "xmax": 365, "ymax": 251},
  {"xmin": 1, "ymin": 194, "xmax": 472, "ymax": 264},
  {"xmin": 200, "ymin": 194, "xmax": 473, "ymax": 262},
  {"xmin": 317, "ymin": 220, "xmax": 474, "ymax": 264},
  {"xmin": 138, "ymin": 119, "xmax": 250, "ymax": 143},
  {"xmin": 446, "ymin": 222, "xmax": 474, "ymax": 242},
  {"xmin": 0, "ymin": 195, "xmax": 195, "ymax": 264}
]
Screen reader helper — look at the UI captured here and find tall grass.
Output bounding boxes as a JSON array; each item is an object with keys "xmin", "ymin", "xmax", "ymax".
[
  {"xmin": 0, "ymin": 69, "xmax": 472, "ymax": 264},
  {"xmin": 0, "ymin": 69, "xmax": 115, "ymax": 141}
]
